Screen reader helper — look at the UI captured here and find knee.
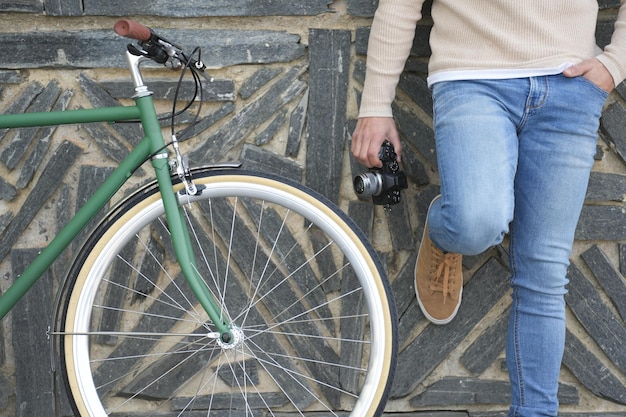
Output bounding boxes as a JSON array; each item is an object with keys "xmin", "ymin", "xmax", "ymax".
[{"xmin": 435, "ymin": 205, "xmax": 510, "ymax": 255}]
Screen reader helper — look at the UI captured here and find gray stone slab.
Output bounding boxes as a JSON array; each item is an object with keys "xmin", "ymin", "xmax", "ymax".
[
  {"xmin": 0, "ymin": 29, "xmax": 304, "ymax": 69},
  {"xmin": 0, "ymin": 140, "xmax": 82, "ymax": 262},
  {"xmin": 411, "ymin": 377, "xmax": 577, "ymax": 407},
  {"xmin": 410, "ymin": 378, "xmax": 511, "ymax": 407},
  {"xmin": 239, "ymin": 67, "xmax": 282, "ymax": 100},
  {"xmin": 585, "ymin": 171, "xmax": 626, "ymax": 202},
  {"xmin": 581, "ymin": 245, "xmax": 626, "ymax": 323},
  {"xmin": 387, "ymin": 196, "xmax": 416, "ymax": 250},
  {"xmin": 285, "ymin": 89, "xmax": 308, "ymax": 157},
  {"xmin": 16, "ymin": 89, "xmax": 73, "ymax": 189},
  {"xmin": 190, "ymin": 66, "xmax": 306, "ymax": 165},
  {"xmin": 0, "ymin": 178, "xmax": 16, "ymax": 201},
  {"xmin": 44, "ymin": 0, "xmax": 82, "ymax": 16},
  {"xmin": 83, "ymin": 0, "xmax": 333, "ymax": 16},
  {"xmin": 306, "ymin": 29, "xmax": 350, "ymax": 203},
  {"xmin": 399, "ymin": 72, "xmax": 433, "ymax": 117},
  {"xmin": 0, "ymin": 0, "xmax": 42, "ymax": 12},
  {"xmin": 11, "ymin": 248, "xmax": 55, "ymax": 417},
  {"xmin": 79, "ymin": 74, "xmax": 143, "ymax": 146},
  {"xmin": 1, "ymin": 80, "xmax": 61, "ymax": 169},
  {"xmin": 576, "ymin": 204, "xmax": 626, "ymax": 240},
  {"xmin": 566, "ymin": 264, "xmax": 626, "ymax": 376},
  {"xmin": 563, "ymin": 329, "xmax": 626, "ymax": 405},
  {"xmin": 100, "ymin": 78, "xmax": 235, "ymax": 102},
  {"xmin": 394, "ymin": 105, "xmax": 437, "ymax": 168},
  {"xmin": 0, "ymin": 70, "xmax": 22, "ymax": 84},
  {"xmin": 0, "ymin": 82, "xmax": 44, "ymax": 142},
  {"xmin": 239, "ymin": 143, "xmax": 302, "ymax": 182},
  {"xmin": 600, "ymin": 102, "xmax": 626, "ymax": 165},
  {"xmin": 347, "ymin": 0, "xmax": 377, "ymax": 17},
  {"xmin": 460, "ymin": 308, "xmax": 508, "ymax": 376},
  {"xmin": 255, "ymin": 108, "xmax": 287, "ymax": 146}
]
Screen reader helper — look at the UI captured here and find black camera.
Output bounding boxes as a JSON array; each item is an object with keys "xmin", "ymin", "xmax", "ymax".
[{"xmin": 353, "ymin": 140, "xmax": 408, "ymax": 206}]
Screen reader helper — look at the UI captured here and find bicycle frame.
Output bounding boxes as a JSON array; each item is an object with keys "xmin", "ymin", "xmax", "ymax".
[{"xmin": 0, "ymin": 51, "xmax": 231, "ymax": 335}]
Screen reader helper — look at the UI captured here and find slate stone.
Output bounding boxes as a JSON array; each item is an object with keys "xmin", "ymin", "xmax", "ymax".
[
  {"xmin": 94, "ymin": 239, "xmax": 137, "ymax": 346},
  {"xmin": 399, "ymin": 72, "xmax": 433, "ymax": 117},
  {"xmin": 239, "ymin": 143, "xmax": 302, "ymax": 182},
  {"xmin": 410, "ymin": 378, "xmax": 512, "ymax": 406},
  {"xmin": 0, "ymin": 0, "xmax": 42, "ymax": 12},
  {"xmin": 387, "ymin": 196, "xmax": 416, "ymax": 250},
  {"xmin": 354, "ymin": 28, "xmax": 370, "ymax": 57},
  {"xmin": 411, "ymin": 378, "xmax": 577, "ymax": 407},
  {"xmin": 181, "ymin": 102, "xmax": 235, "ymax": 140},
  {"xmin": 566, "ymin": 264, "xmax": 626, "ymax": 376},
  {"xmin": 239, "ymin": 67, "xmax": 282, "ymax": 100},
  {"xmin": 581, "ymin": 245, "xmax": 626, "ymax": 323},
  {"xmin": 0, "ymin": 373, "xmax": 10, "ymax": 410},
  {"xmin": 190, "ymin": 66, "xmax": 306, "ymax": 165},
  {"xmin": 563, "ymin": 329, "xmax": 626, "ymax": 405},
  {"xmin": 576, "ymin": 204, "xmax": 626, "ymax": 240},
  {"xmin": 285, "ymin": 89, "xmax": 308, "ymax": 157},
  {"xmin": 0, "ymin": 178, "xmax": 16, "ymax": 201},
  {"xmin": 73, "ymin": 165, "xmax": 114, "ymax": 251},
  {"xmin": 0, "ymin": 140, "xmax": 82, "ymax": 262},
  {"xmin": 172, "ymin": 392, "xmax": 287, "ymax": 411},
  {"xmin": 394, "ymin": 104, "xmax": 437, "ymax": 167},
  {"xmin": 83, "ymin": 0, "xmax": 333, "ymax": 16},
  {"xmin": 44, "ymin": 0, "xmax": 82, "ymax": 16},
  {"xmin": 390, "ymin": 253, "xmax": 424, "ymax": 347},
  {"xmin": 79, "ymin": 74, "xmax": 143, "ymax": 146},
  {"xmin": 306, "ymin": 29, "xmax": 350, "ymax": 203},
  {"xmin": 255, "ymin": 108, "xmax": 287, "ymax": 146},
  {"xmin": 11, "ymin": 248, "xmax": 55, "ymax": 417},
  {"xmin": 347, "ymin": 0, "xmax": 377, "ymax": 17},
  {"xmin": 16, "ymin": 89, "xmax": 73, "ymax": 189},
  {"xmin": 80, "ymin": 119, "xmax": 137, "ymax": 175},
  {"xmin": 600, "ymin": 102, "xmax": 626, "ymax": 165},
  {"xmin": 0, "ymin": 70, "xmax": 22, "ymax": 84},
  {"xmin": 0, "ymin": 82, "xmax": 44, "ymax": 142},
  {"xmin": 391, "ymin": 257, "xmax": 510, "ymax": 398},
  {"xmin": 460, "ymin": 308, "xmax": 509, "ymax": 376},
  {"xmin": 0, "ymin": 29, "xmax": 304, "ymax": 69},
  {"xmin": 585, "ymin": 171, "xmax": 626, "ymax": 202},
  {"xmin": 100, "ymin": 77, "xmax": 235, "ymax": 102},
  {"xmin": 620, "ymin": 243, "xmax": 626, "ymax": 276},
  {"xmin": 1, "ymin": 80, "xmax": 62, "ymax": 169}
]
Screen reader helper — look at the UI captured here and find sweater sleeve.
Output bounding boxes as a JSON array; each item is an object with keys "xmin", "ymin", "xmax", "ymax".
[
  {"xmin": 596, "ymin": 0, "xmax": 626, "ymax": 86},
  {"xmin": 358, "ymin": 0, "xmax": 425, "ymax": 118}
]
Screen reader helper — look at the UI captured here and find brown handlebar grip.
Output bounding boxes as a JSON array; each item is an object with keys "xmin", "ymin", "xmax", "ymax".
[{"xmin": 114, "ymin": 19, "xmax": 152, "ymax": 41}]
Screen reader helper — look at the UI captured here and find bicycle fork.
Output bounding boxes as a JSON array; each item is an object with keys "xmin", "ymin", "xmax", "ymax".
[{"xmin": 131, "ymin": 52, "xmax": 234, "ymax": 343}]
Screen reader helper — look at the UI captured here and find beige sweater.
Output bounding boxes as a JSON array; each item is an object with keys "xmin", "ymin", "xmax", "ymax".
[{"xmin": 359, "ymin": 0, "xmax": 626, "ymax": 118}]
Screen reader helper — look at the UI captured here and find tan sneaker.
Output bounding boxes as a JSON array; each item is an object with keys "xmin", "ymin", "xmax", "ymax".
[{"xmin": 415, "ymin": 197, "xmax": 463, "ymax": 325}]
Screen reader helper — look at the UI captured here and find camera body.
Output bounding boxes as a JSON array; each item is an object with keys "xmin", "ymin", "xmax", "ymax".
[{"xmin": 353, "ymin": 140, "xmax": 408, "ymax": 206}]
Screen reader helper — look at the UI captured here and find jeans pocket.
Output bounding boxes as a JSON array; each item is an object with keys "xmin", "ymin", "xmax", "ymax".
[{"xmin": 575, "ymin": 75, "xmax": 610, "ymax": 101}]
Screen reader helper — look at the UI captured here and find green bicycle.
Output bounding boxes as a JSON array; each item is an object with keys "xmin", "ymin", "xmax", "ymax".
[{"xmin": 0, "ymin": 20, "xmax": 397, "ymax": 417}]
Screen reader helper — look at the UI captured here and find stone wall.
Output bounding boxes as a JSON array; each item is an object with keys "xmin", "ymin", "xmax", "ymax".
[{"xmin": 0, "ymin": 0, "xmax": 625, "ymax": 416}]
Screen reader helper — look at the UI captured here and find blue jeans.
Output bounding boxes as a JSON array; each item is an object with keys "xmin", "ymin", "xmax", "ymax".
[{"xmin": 429, "ymin": 75, "xmax": 607, "ymax": 417}]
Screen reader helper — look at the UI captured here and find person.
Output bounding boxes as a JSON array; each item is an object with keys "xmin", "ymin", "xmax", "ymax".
[{"xmin": 351, "ymin": 1, "xmax": 626, "ymax": 416}]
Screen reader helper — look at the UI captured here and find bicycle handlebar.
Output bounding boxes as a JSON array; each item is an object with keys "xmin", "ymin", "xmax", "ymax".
[{"xmin": 114, "ymin": 19, "xmax": 152, "ymax": 41}]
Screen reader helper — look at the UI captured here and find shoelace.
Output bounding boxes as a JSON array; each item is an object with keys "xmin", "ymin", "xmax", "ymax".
[{"xmin": 429, "ymin": 247, "xmax": 461, "ymax": 304}]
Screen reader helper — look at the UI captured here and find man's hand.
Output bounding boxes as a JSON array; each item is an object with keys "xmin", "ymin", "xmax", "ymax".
[
  {"xmin": 563, "ymin": 58, "xmax": 615, "ymax": 93},
  {"xmin": 351, "ymin": 117, "xmax": 401, "ymax": 168}
]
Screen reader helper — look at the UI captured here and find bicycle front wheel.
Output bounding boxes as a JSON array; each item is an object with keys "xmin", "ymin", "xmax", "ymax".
[{"xmin": 59, "ymin": 168, "xmax": 397, "ymax": 417}]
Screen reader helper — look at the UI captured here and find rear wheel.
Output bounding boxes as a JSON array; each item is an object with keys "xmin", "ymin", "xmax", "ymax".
[{"xmin": 59, "ymin": 169, "xmax": 397, "ymax": 417}]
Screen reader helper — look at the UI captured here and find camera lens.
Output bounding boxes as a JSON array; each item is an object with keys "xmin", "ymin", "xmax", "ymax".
[{"xmin": 353, "ymin": 173, "xmax": 383, "ymax": 197}]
